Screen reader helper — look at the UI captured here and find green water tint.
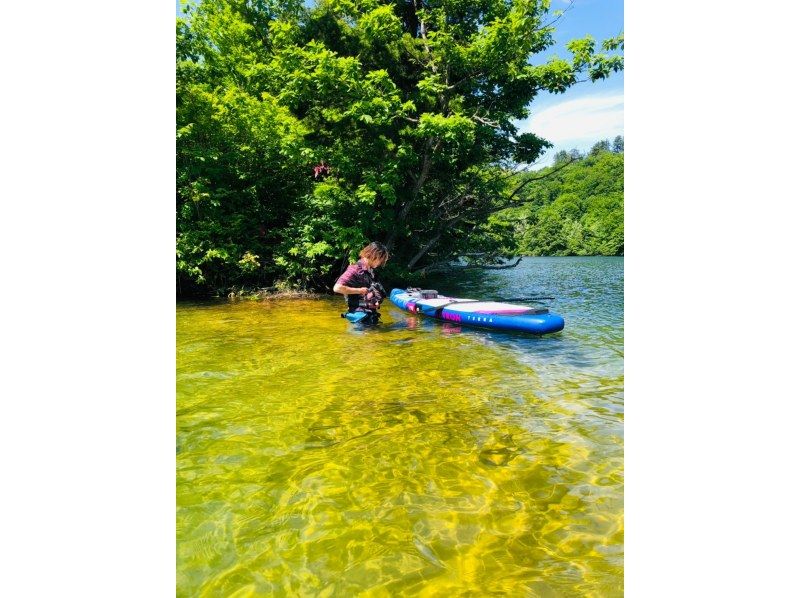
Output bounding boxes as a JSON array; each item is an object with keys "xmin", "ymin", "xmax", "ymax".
[{"xmin": 178, "ymin": 260, "xmax": 623, "ymax": 596}]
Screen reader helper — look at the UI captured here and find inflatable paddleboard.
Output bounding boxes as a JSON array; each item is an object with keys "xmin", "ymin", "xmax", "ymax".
[{"xmin": 389, "ymin": 288, "xmax": 564, "ymax": 335}]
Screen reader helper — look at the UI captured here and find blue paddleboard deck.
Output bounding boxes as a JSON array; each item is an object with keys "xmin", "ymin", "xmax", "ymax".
[{"xmin": 389, "ymin": 289, "xmax": 565, "ymax": 335}]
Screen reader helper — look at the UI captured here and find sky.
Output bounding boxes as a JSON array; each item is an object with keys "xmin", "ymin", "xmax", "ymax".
[{"xmin": 516, "ymin": 0, "xmax": 624, "ymax": 168}]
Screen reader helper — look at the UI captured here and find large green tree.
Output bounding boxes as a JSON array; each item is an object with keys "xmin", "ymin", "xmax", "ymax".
[{"xmin": 177, "ymin": 0, "xmax": 623, "ymax": 294}]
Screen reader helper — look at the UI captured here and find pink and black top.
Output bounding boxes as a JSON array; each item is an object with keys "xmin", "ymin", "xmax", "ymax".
[{"xmin": 336, "ymin": 258, "xmax": 375, "ymax": 312}]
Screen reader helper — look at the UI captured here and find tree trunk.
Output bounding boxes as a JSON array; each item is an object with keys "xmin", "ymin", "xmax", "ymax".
[
  {"xmin": 386, "ymin": 138, "xmax": 438, "ymax": 252},
  {"xmin": 407, "ymin": 228, "xmax": 444, "ymax": 269}
]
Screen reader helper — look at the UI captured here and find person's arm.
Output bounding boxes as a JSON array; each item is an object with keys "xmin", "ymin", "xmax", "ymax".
[
  {"xmin": 334, "ymin": 263, "xmax": 368, "ymax": 296},
  {"xmin": 333, "ymin": 283, "xmax": 368, "ymax": 296}
]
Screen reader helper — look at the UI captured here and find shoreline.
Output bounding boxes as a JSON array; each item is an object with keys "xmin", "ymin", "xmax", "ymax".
[
  {"xmin": 176, "ymin": 288, "xmax": 326, "ymax": 302},
  {"xmin": 228, "ymin": 288, "xmax": 324, "ymax": 301}
]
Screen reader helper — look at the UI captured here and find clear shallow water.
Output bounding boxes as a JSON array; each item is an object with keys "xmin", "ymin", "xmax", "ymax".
[{"xmin": 177, "ymin": 256, "xmax": 623, "ymax": 596}]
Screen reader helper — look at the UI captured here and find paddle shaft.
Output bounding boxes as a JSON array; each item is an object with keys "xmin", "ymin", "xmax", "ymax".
[{"xmin": 492, "ymin": 296, "xmax": 554, "ymax": 302}]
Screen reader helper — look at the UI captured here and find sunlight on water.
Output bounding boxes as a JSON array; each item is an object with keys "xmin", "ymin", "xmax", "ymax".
[{"xmin": 177, "ymin": 257, "xmax": 623, "ymax": 596}]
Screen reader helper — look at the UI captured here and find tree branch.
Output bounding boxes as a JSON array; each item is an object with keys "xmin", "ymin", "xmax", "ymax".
[
  {"xmin": 536, "ymin": 0, "xmax": 575, "ymax": 33},
  {"xmin": 416, "ymin": 0, "xmax": 437, "ymax": 74},
  {"xmin": 412, "ymin": 256, "xmax": 523, "ymax": 275},
  {"xmin": 412, "ymin": 256, "xmax": 458, "ymax": 275},
  {"xmin": 507, "ymin": 157, "xmax": 575, "ymax": 202},
  {"xmin": 447, "ymin": 71, "xmax": 484, "ymax": 91},
  {"xmin": 464, "ymin": 257, "xmax": 522, "ymax": 270},
  {"xmin": 472, "ymin": 114, "xmax": 501, "ymax": 128},
  {"xmin": 407, "ymin": 229, "xmax": 443, "ymax": 269}
]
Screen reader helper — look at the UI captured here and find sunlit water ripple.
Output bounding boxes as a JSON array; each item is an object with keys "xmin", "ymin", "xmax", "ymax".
[{"xmin": 177, "ymin": 256, "xmax": 623, "ymax": 596}]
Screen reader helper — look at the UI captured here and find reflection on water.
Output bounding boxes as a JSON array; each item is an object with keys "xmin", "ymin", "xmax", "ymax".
[{"xmin": 177, "ymin": 257, "xmax": 623, "ymax": 596}]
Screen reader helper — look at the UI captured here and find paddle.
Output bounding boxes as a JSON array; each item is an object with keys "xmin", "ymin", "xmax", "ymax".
[
  {"xmin": 403, "ymin": 288, "xmax": 555, "ymax": 303},
  {"xmin": 491, "ymin": 296, "xmax": 554, "ymax": 303},
  {"xmin": 433, "ymin": 296, "xmax": 554, "ymax": 308}
]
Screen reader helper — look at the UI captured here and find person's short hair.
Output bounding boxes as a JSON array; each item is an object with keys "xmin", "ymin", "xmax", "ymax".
[{"xmin": 360, "ymin": 241, "xmax": 389, "ymax": 265}]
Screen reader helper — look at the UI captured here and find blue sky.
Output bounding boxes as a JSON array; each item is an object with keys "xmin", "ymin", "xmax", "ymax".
[{"xmin": 517, "ymin": 0, "xmax": 624, "ymax": 168}]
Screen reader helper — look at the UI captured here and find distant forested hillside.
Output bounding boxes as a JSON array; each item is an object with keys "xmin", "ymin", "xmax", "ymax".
[{"xmin": 493, "ymin": 138, "xmax": 623, "ymax": 257}]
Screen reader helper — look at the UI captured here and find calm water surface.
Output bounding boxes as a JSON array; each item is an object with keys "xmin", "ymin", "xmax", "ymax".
[{"xmin": 177, "ymin": 257, "xmax": 623, "ymax": 596}]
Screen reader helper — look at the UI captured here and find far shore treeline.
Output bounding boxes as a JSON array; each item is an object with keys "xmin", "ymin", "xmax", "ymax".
[{"xmin": 177, "ymin": 0, "xmax": 624, "ymax": 297}]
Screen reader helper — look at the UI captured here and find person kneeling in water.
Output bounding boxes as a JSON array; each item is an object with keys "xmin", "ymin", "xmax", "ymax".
[{"xmin": 334, "ymin": 242, "xmax": 389, "ymax": 324}]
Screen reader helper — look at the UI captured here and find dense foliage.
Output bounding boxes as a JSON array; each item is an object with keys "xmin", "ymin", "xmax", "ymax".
[
  {"xmin": 177, "ymin": 0, "xmax": 623, "ymax": 295},
  {"xmin": 496, "ymin": 137, "xmax": 624, "ymax": 256}
]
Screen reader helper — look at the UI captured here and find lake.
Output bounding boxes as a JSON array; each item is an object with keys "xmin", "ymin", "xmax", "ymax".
[{"xmin": 177, "ymin": 256, "xmax": 623, "ymax": 596}]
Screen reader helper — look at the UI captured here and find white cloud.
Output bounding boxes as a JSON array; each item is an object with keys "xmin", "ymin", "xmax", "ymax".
[{"xmin": 516, "ymin": 92, "xmax": 624, "ymax": 167}]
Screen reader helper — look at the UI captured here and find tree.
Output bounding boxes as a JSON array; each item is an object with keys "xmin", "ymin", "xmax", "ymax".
[
  {"xmin": 553, "ymin": 149, "xmax": 570, "ymax": 165},
  {"xmin": 612, "ymin": 135, "xmax": 624, "ymax": 153},
  {"xmin": 177, "ymin": 0, "xmax": 624, "ymax": 293},
  {"xmin": 589, "ymin": 139, "xmax": 610, "ymax": 156},
  {"xmin": 569, "ymin": 148, "xmax": 584, "ymax": 160}
]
